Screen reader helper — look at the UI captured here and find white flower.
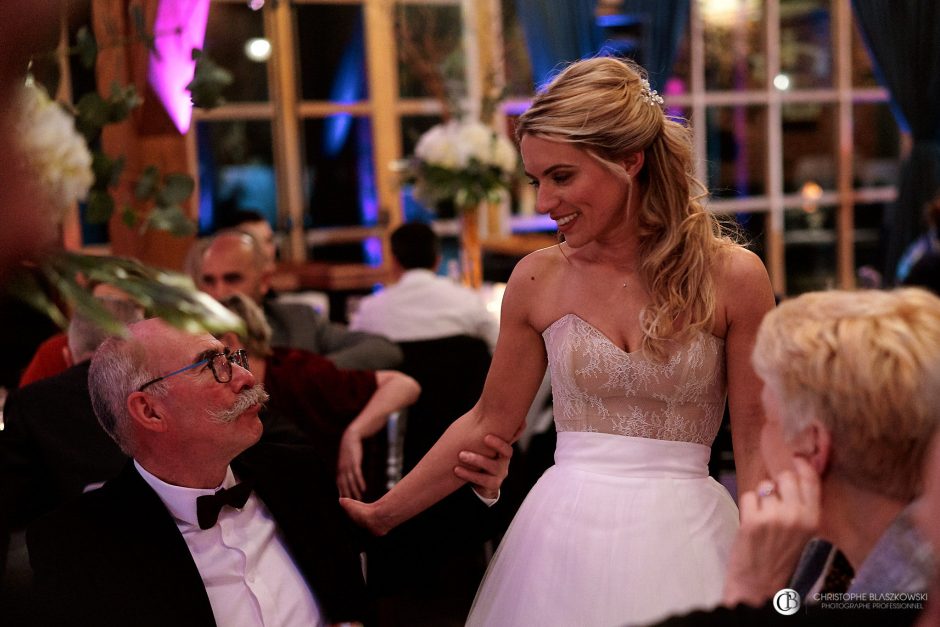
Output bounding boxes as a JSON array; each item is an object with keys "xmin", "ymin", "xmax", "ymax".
[
  {"xmin": 415, "ymin": 122, "xmax": 463, "ymax": 169},
  {"xmin": 15, "ymin": 81, "xmax": 94, "ymax": 218},
  {"xmin": 415, "ymin": 119, "xmax": 516, "ymax": 175}
]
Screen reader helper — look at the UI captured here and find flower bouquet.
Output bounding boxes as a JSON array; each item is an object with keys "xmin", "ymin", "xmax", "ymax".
[{"xmin": 399, "ymin": 119, "xmax": 517, "ymax": 287}]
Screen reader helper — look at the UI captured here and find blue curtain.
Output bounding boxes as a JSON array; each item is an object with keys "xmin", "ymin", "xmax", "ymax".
[
  {"xmin": 852, "ymin": 0, "xmax": 940, "ymax": 282},
  {"xmin": 619, "ymin": 0, "xmax": 690, "ymax": 92},
  {"xmin": 515, "ymin": 0, "xmax": 604, "ymax": 88}
]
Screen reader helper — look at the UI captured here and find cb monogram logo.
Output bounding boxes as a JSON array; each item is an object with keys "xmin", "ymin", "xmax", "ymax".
[{"xmin": 773, "ymin": 588, "xmax": 801, "ymax": 615}]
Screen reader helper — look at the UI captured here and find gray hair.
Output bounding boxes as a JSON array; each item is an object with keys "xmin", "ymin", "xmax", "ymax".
[
  {"xmin": 67, "ymin": 297, "xmax": 144, "ymax": 363},
  {"xmin": 88, "ymin": 335, "xmax": 167, "ymax": 455}
]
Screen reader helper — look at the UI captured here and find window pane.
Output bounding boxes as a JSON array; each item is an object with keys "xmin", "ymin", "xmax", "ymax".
[
  {"xmin": 782, "ymin": 103, "xmax": 836, "ymax": 193},
  {"xmin": 853, "ymin": 102, "xmax": 900, "ymax": 187},
  {"xmin": 205, "ymin": 2, "xmax": 269, "ymax": 102},
  {"xmin": 784, "ymin": 203, "xmax": 837, "ymax": 294},
  {"xmin": 197, "ymin": 120, "xmax": 277, "ymax": 234},
  {"xmin": 396, "ymin": 4, "xmax": 464, "ymax": 101},
  {"xmin": 780, "ymin": 0, "xmax": 832, "ymax": 89},
  {"xmin": 502, "ymin": 0, "xmax": 534, "ymax": 96},
  {"xmin": 297, "ymin": 4, "xmax": 367, "ymax": 102},
  {"xmin": 853, "ymin": 201, "xmax": 886, "ymax": 279},
  {"xmin": 851, "ymin": 18, "xmax": 879, "ymax": 88},
  {"xmin": 704, "ymin": 105, "xmax": 768, "ymax": 197},
  {"xmin": 701, "ymin": 0, "xmax": 766, "ymax": 91},
  {"xmin": 303, "ymin": 117, "xmax": 377, "ymax": 230}
]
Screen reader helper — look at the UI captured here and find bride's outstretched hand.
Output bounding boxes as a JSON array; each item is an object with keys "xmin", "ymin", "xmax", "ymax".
[{"xmin": 339, "ymin": 498, "xmax": 392, "ymax": 536}]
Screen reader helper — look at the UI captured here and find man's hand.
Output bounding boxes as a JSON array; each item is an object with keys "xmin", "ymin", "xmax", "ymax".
[
  {"xmin": 723, "ymin": 457, "xmax": 821, "ymax": 607},
  {"xmin": 454, "ymin": 434, "xmax": 513, "ymax": 501}
]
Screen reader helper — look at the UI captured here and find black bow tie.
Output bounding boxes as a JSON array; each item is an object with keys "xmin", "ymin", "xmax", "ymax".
[{"xmin": 196, "ymin": 481, "xmax": 254, "ymax": 530}]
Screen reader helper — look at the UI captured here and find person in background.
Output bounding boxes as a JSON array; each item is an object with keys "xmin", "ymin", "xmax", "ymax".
[
  {"xmin": 217, "ymin": 292, "xmax": 421, "ymax": 500},
  {"xmin": 217, "ymin": 209, "xmax": 278, "ymax": 275},
  {"xmin": 342, "ymin": 56, "xmax": 775, "ymax": 626},
  {"xmin": 194, "ymin": 230, "xmax": 402, "ymax": 370},
  {"xmin": 349, "ymin": 222, "xmax": 499, "ymax": 352},
  {"xmin": 656, "ymin": 288, "xmax": 940, "ymax": 627},
  {"xmin": 897, "ymin": 190, "xmax": 940, "ymax": 285}
]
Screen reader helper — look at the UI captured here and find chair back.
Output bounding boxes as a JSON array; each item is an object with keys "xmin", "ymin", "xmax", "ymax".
[{"xmin": 395, "ymin": 335, "xmax": 491, "ymax": 472}]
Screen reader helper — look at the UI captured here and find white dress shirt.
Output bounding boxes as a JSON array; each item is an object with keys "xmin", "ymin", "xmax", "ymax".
[
  {"xmin": 135, "ymin": 462, "xmax": 322, "ymax": 627},
  {"xmin": 349, "ymin": 268, "xmax": 499, "ymax": 351}
]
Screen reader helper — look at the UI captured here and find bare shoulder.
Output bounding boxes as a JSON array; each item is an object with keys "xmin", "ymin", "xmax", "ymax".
[
  {"xmin": 501, "ymin": 244, "xmax": 569, "ymax": 327},
  {"xmin": 713, "ymin": 245, "xmax": 776, "ymax": 330}
]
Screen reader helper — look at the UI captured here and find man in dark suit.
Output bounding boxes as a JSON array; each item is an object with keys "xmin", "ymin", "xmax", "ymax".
[
  {"xmin": 26, "ymin": 318, "xmax": 509, "ymax": 626},
  {"xmin": 195, "ymin": 230, "xmax": 403, "ymax": 370},
  {"xmin": 26, "ymin": 317, "xmax": 364, "ymax": 626}
]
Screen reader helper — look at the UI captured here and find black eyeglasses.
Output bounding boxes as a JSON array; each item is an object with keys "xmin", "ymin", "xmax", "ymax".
[{"xmin": 137, "ymin": 349, "xmax": 249, "ymax": 392}]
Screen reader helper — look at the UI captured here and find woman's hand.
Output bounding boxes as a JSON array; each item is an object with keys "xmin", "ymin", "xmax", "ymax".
[
  {"xmin": 336, "ymin": 428, "xmax": 366, "ymax": 500},
  {"xmin": 339, "ymin": 498, "xmax": 393, "ymax": 536},
  {"xmin": 722, "ymin": 457, "xmax": 821, "ymax": 607},
  {"xmin": 454, "ymin": 434, "xmax": 514, "ymax": 500}
]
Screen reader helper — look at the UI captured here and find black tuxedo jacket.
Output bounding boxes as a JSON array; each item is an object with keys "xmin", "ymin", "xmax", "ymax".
[
  {"xmin": 27, "ymin": 443, "xmax": 367, "ymax": 626},
  {"xmin": 0, "ymin": 361, "xmax": 126, "ymax": 530}
]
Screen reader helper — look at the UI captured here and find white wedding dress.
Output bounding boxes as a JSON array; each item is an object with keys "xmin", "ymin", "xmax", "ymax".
[{"xmin": 466, "ymin": 314, "xmax": 739, "ymax": 627}]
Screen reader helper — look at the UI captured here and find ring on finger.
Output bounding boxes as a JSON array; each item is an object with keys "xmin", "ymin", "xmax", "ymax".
[{"xmin": 757, "ymin": 481, "xmax": 776, "ymax": 498}]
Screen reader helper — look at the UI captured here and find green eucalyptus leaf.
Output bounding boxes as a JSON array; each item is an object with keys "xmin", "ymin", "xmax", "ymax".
[
  {"xmin": 187, "ymin": 48, "xmax": 233, "ymax": 110},
  {"xmin": 86, "ymin": 189, "xmax": 115, "ymax": 223},
  {"xmin": 121, "ymin": 205, "xmax": 138, "ymax": 228},
  {"xmin": 75, "ymin": 26, "xmax": 98, "ymax": 70},
  {"xmin": 156, "ymin": 174, "xmax": 195, "ymax": 206},
  {"xmin": 143, "ymin": 206, "xmax": 196, "ymax": 237},
  {"xmin": 31, "ymin": 253, "xmax": 244, "ymax": 336},
  {"xmin": 74, "ymin": 91, "xmax": 108, "ymax": 142},
  {"xmin": 134, "ymin": 165, "xmax": 160, "ymax": 200},
  {"xmin": 5, "ymin": 269, "xmax": 69, "ymax": 330}
]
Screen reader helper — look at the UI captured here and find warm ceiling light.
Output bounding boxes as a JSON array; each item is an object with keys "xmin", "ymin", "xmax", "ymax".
[
  {"xmin": 773, "ymin": 73, "xmax": 791, "ymax": 90},
  {"xmin": 244, "ymin": 38, "xmax": 271, "ymax": 62}
]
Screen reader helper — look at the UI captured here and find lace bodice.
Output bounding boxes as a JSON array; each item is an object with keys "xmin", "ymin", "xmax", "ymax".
[{"xmin": 543, "ymin": 314, "xmax": 727, "ymax": 446}]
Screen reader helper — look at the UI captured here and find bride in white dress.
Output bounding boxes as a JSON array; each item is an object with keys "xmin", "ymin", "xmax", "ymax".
[{"xmin": 342, "ymin": 57, "xmax": 776, "ymax": 626}]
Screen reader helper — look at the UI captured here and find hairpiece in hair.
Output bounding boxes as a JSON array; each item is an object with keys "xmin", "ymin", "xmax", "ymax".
[{"xmin": 639, "ymin": 79, "xmax": 664, "ymax": 107}]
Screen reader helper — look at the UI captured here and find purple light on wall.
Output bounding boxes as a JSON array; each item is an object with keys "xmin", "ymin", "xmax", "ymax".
[{"xmin": 148, "ymin": 0, "xmax": 211, "ymax": 134}]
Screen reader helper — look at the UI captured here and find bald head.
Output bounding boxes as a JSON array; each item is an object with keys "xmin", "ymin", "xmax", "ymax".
[{"xmin": 198, "ymin": 231, "xmax": 270, "ymax": 303}]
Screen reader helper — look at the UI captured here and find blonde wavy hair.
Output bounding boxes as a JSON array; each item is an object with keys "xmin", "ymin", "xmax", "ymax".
[
  {"xmin": 516, "ymin": 57, "xmax": 731, "ymax": 357},
  {"xmin": 752, "ymin": 288, "xmax": 940, "ymax": 501}
]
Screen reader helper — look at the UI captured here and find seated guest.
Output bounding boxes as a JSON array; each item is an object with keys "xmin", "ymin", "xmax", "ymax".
[
  {"xmin": 349, "ymin": 222, "xmax": 499, "ymax": 352},
  {"xmin": 195, "ymin": 230, "xmax": 402, "ymax": 370},
  {"xmin": 218, "ymin": 209, "xmax": 278, "ymax": 274},
  {"xmin": 17, "ymin": 282, "xmax": 135, "ymax": 387},
  {"xmin": 2, "ymin": 297, "xmax": 143, "ymax": 531},
  {"xmin": 218, "ymin": 293, "xmax": 420, "ymax": 500},
  {"xmin": 657, "ymin": 288, "xmax": 940, "ymax": 627},
  {"xmin": 26, "ymin": 318, "xmax": 511, "ymax": 626}
]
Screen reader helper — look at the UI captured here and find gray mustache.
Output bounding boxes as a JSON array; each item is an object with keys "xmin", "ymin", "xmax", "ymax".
[{"xmin": 207, "ymin": 384, "xmax": 270, "ymax": 423}]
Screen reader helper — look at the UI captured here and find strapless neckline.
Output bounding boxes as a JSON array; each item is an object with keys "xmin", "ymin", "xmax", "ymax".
[{"xmin": 542, "ymin": 313, "xmax": 724, "ymax": 357}]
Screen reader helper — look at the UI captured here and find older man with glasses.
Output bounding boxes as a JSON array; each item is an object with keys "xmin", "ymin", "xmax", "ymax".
[{"xmin": 25, "ymin": 317, "xmax": 510, "ymax": 627}]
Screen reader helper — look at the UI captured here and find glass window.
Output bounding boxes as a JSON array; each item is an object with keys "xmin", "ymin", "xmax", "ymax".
[
  {"xmin": 501, "ymin": 0, "xmax": 534, "ymax": 97},
  {"xmin": 853, "ymin": 102, "xmax": 900, "ymax": 187},
  {"xmin": 851, "ymin": 18, "xmax": 880, "ymax": 88},
  {"xmin": 782, "ymin": 103, "xmax": 836, "ymax": 193},
  {"xmin": 783, "ymin": 202, "xmax": 838, "ymax": 293},
  {"xmin": 303, "ymin": 116, "xmax": 376, "ymax": 229},
  {"xmin": 396, "ymin": 3, "xmax": 464, "ymax": 101},
  {"xmin": 780, "ymin": 0, "xmax": 833, "ymax": 89},
  {"xmin": 704, "ymin": 105, "xmax": 768, "ymax": 197},
  {"xmin": 197, "ymin": 120, "xmax": 277, "ymax": 234},
  {"xmin": 296, "ymin": 4, "xmax": 367, "ymax": 102},
  {"xmin": 701, "ymin": 0, "xmax": 766, "ymax": 91},
  {"xmin": 205, "ymin": 2, "xmax": 269, "ymax": 102}
]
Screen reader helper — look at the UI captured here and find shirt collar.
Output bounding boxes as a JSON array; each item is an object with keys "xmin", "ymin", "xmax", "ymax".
[
  {"xmin": 399, "ymin": 268, "xmax": 438, "ymax": 284},
  {"xmin": 134, "ymin": 461, "xmax": 236, "ymax": 528},
  {"xmin": 849, "ymin": 503, "xmax": 934, "ymax": 594}
]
